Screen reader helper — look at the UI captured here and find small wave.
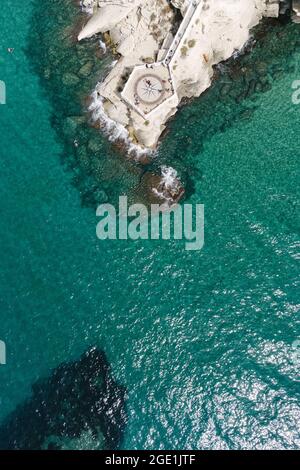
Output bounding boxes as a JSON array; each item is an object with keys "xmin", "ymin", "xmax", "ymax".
[
  {"xmin": 88, "ymin": 88, "xmax": 154, "ymax": 160},
  {"xmin": 161, "ymin": 165, "xmax": 179, "ymax": 190},
  {"xmin": 232, "ymin": 36, "xmax": 256, "ymax": 60},
  {"xmin": 152, "ymin": 166, "xmax": 183, "ymax": 204},
  {"xmin": 98, "ymin": 39, "xmax": 107, "ymax": 54},
  {"xmin": 80, "ymin": 0, "xmax": 94, "ymax": 15}
]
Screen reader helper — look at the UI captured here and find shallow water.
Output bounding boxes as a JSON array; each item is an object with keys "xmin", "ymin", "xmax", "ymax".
[{"xmin": 0, "ymin": 0, "xmax": 299, "ymax": 449}]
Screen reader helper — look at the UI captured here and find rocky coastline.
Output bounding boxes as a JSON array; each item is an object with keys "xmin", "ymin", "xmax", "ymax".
[
  {"xmin": 28, "ymin": 0, "xmax": 298, "ymax": 207},
  {"xmin": 78, "ymin": 0, "xmax": 289, "ymax": 151}
]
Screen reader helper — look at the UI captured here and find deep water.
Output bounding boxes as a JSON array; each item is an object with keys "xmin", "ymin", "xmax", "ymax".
[{"xmin": 0, "ymin": 0, "xmax": 299, "ymax": 449}]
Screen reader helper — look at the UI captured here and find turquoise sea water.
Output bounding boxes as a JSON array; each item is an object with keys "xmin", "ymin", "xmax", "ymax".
[{"xmin": 0, "ymin": 0, "xmax": 299, "ymax": 449}]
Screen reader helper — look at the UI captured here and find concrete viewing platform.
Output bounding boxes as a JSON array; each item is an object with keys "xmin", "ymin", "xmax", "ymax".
[
  {"xmin": 121, "ymin": 63, "xmax": 175, "ymax": 119},
  {"xmin": 121, "ymin": 0, "xmax": 202, "ymax": 119}
]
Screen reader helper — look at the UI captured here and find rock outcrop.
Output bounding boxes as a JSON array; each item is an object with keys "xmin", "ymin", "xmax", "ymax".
[
  {"xmin": 0, "ymin": 348, "xmax": 127, "ymax": 450},
  {"xmin": 79, "ymin": 1, "xmax": 282, "ymax": 149}
]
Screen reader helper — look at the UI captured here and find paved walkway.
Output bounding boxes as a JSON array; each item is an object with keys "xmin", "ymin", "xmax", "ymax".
[{"xmin": 163, "ymin": 0, "xmax": 202, "ymax": 66}]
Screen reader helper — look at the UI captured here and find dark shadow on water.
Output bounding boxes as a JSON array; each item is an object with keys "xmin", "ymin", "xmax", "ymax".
[{"xmin": 0, "ymin": 348, "xmax": 127, "ymax": 450}]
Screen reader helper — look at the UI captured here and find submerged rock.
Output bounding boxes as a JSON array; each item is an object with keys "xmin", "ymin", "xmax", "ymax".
[
  {"xmin": 62, "ymin": 72, "xmax": 80, "ymax": 86},
  {"xmin": 0, "ymin": 348, "xmax": 127, "ymax": 450},
  {"xmin": 142, "ymin": 166, "xmax": 185, "ymax": 205},
  {"xmin": 78, "ymin": 61, "xmax": 94, "ymax": 78}
]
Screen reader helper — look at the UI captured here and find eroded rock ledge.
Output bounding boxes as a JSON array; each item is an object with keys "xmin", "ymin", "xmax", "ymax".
[{"xmin": 79, "ymin": 1, "xmax": 283, "ymax": 149}]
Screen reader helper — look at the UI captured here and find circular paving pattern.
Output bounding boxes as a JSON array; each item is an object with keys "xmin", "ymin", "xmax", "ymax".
[{"xmin": 134, "ymin": 74, "xmax": 165, "ymax": 105}]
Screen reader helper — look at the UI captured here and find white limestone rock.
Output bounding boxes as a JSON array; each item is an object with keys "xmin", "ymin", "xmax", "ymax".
[{"xmin": 79, "ymin": 0, "xmax": 281, "ymax": 149}]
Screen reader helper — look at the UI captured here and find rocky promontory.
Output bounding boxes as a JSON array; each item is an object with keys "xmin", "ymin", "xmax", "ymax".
[{"xmin": 78, "ymin": 1, "xmax": 284, "ymax": 149}]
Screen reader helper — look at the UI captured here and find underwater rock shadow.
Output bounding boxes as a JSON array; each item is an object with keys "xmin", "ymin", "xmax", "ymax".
[{"xmin": 0, "ymin": 347, "xmax": 127, "ymax": 450}]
